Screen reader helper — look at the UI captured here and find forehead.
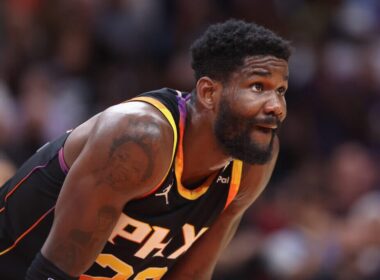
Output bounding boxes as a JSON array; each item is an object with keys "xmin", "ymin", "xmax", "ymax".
[{"xmin": 238, "ymin": 55, "xmax": 289, "ymax": 80}]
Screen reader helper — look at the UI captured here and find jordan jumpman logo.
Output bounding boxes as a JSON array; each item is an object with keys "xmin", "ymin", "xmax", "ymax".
[{"xmin": 155, "ymin": 181, "xmax": 174, "ymax": 205}]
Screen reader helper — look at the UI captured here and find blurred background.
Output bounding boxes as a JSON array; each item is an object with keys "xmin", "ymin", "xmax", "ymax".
[{"xmin": 0, "ymin": 0, "xmax": 379, "ymax": 279}]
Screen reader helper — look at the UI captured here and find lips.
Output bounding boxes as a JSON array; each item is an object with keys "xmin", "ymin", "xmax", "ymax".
[
  {"xmin": 256, "ymin": 120, "xmax": 278, "ymax": 133},
  {"xmin": 255, "ymin": 126, "xmax": 273, "ymax": 134},
  {"xmin": 256, "ymin": 123, "xmax": 278, "ymax": 130}
]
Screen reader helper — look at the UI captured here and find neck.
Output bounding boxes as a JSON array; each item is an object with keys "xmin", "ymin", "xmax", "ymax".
[{"xmin": 181, "ymin": 100, "xmax": 231, "ymax": 186}]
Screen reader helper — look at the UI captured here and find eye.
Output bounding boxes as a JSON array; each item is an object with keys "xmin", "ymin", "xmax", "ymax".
[
  {"xmin": 276, "ymin": 86, "xmax": 287, "ymax": 96},
  {"xmin": 251, "ymin": 83, "xmax": 264, "ymax": 92}
]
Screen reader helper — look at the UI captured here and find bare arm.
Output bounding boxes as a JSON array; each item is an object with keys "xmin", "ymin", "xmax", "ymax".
[
  {"xmin": 165, "ymin": 138, "xmax": 280, "ymax": 280},
  {"xmin": 40, "ymin": 103, "xmax": 174, "ymax": 277}
]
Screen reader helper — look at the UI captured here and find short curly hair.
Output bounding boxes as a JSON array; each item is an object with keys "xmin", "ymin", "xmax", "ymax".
[{"xmin": 190, "ymin": 19, "xmax": 292, "ymax": 83}]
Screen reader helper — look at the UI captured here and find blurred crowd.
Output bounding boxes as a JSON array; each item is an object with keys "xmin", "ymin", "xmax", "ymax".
[{"xmin": 0, "ymin": 0, "xmax": 379, "ymax": 279}]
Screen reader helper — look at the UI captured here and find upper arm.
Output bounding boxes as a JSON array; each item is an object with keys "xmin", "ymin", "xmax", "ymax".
[{"xmin": 41, "ymin": 102, "xmax": 174, "ymax": 276}]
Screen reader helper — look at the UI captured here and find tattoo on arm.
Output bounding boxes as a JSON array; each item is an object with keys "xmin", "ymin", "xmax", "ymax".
[
  {"xmin": 97, "ymin": 118, "xmax": 161, "ymax": 193},
  {"xmin": 46, "ymin": 117, "xmax": 167, "ymax": 273},
  {"xmin": 50, "ymin": 206, "xmax": 118, "ymax": 272}
]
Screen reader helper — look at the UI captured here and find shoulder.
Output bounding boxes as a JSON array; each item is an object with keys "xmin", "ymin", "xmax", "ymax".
[
  {"xmin": 99, "ymin": 101, "xmax": 174, "ymax": 135},
  {"xmin": 71, "ymin": 101, "xmax": 175, "ymax": 199},
  {"xmin": 92, "ymin": 101, "xmax": 174, "ymax": 163},
  {"xmin": 95, "ymin": 101, "xmax": 175, "ymax": 151}
]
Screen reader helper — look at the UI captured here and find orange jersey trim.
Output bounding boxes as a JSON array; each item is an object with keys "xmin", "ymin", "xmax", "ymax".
[
  {"xmin": 224, "ymin": 160, "xmax": 243, "ymax": 210},
  {"xmin": 0, "ymin": 206, "xmax": 55, "ymax": 256},
  {"xmin": 174, "ymin": 102, "xmax": 218, "ymax": 200},
  {"xmin": 0, "ymin": 163, "xmax": 48, "ymax": 214},
  {"xmin": 126, "ymin": 96, "xmax": 178, "ymax": 198}
]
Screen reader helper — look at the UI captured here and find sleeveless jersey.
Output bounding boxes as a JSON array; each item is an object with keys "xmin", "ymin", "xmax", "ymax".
[
  {"xmin": 81, "ymin": 88, "xmax": 243, "ymax": 279},
  {"xmin": 0, "ymin": 88, "xmax": 243, "ymax": 280}
]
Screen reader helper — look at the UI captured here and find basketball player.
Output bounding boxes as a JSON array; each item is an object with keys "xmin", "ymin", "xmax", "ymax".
[{"xmin": 0, "ymin": 19, "xmax": 291, "ymax": 279}]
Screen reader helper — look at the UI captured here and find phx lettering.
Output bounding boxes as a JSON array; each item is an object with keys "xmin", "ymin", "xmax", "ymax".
[
  {"xmin": 109, "ymin": 214, "xmax": 208, "ymax": 259},
  {"xmin": 82, "ymin": 214, "xmax": 209, "ymax": 279}
]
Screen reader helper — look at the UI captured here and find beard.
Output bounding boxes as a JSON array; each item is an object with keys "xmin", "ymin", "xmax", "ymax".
[{"xmin": 214, "ymin": 97, "xmax": 280, "ymax": 165}]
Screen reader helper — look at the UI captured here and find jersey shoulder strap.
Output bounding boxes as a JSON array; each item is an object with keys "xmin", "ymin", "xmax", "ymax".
[
  {"xmin": 126, "ymin": 88, "xmax": 183, "ymax": 197},
  {"xmin": 138, "ymin": 88, "xmax": 183, "ymax": 127}
]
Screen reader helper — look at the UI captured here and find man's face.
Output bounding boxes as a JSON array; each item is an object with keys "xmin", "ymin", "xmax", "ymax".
[{"xmin": 214, "ymin": 55, "xmax": 288, "ymax": 164}]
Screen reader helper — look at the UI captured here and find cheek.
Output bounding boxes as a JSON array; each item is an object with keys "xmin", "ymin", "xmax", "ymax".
[{"xmin": 231, "ymin": 95, "xmax": 264, "ymax": 117}]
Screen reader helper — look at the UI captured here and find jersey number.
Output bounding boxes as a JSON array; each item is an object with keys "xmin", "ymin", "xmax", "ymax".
[{"xmin": 80, "ymin": 254, "xmax": 168, "ymax": 280}]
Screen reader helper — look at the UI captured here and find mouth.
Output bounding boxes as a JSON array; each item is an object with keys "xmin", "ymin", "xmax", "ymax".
[
  {"xmin": 255, "ymin": 124, "xmax": 277, "ymax": 134},
  {"xmin": 249, "ymin": 126, "xmax": 275, "ymax": 142}
]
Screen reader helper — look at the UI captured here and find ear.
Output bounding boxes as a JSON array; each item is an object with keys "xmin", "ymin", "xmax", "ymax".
[{"xmin": 195, "ymin": 77, "xmax": 221, "ymax": 110}]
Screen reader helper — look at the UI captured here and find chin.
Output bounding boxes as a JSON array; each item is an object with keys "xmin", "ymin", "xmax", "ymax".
[
  {"xmin": 240, "ymin": 138, "xmax": 275, "ymax": 164},
  {"xmin": 241, "ymin": 151, "xmax": 273, "ymax": 165},
  {"xmin": 228, "ymin": 145, "xmax": 273, "ymax": 165}
]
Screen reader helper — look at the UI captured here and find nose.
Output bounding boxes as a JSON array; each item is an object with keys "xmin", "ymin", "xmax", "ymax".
[{"xmin": 263, "ymin": 93, "xmax": 286, "ymax": 121}]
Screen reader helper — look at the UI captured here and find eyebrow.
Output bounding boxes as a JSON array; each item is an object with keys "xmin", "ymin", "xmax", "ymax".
[
  {"xmin": 244, "ymin": 69, "xmax": 271, "ymax": 77},
  {"xmin": 243, "ymin": 69, "xmax": 289, "ymax": 81}
]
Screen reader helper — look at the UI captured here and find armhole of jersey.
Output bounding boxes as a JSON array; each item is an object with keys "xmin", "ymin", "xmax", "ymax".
[
  {"xmin": 224, "ymin": 160, "xmax": 243, "ymax": 210},
  {"xmin": 126, "ymin": 96, "xmax": 178, "ymax": 198}
]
